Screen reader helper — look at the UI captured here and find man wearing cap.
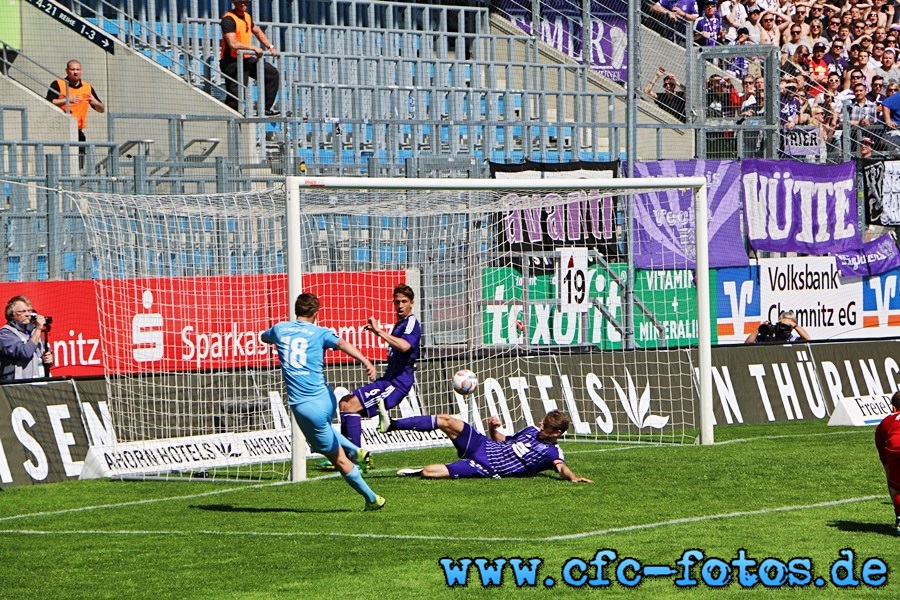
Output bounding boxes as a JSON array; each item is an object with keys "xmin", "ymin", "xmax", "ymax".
[
  {"xmin": 727, "ymin": 27, "xmax": 755, "ymax": 79},
  {"xmin": 808, "ymin": 41, "xmax": 831, "ymax": 95},
  {"xmin": 695, "ymin": 1, "xmax": 724, "ymax": 46},
  {"xmin": 745, "ymin": 7, "xmax": 763, "ymax": 44}
]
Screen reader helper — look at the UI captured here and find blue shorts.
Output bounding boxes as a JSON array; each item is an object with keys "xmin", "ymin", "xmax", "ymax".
[
  {"xmin": 353, "ymin": 379, "xmax": 410, "ymax": 418},
  {"xmin": 445, "ymin": 422, "xmax": 497, "ymax": 479},
  {"xmin": 290, "ymin": 387, "xmax": 339, "ymax": 456}
]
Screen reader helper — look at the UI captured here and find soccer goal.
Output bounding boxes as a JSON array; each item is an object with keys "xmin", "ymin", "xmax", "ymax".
[
  {"xmin": 72, "ymin": 175, "xmax": 711, "ymax": 482},
  {"xmin": 286, "ymin": 175, "xmax": 714, "ymax": 456}
]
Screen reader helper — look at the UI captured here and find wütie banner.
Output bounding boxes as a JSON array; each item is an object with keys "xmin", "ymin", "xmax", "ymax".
[{"xmin": 742, "ymin": 159, "xmax": 860, "ymax": 255}]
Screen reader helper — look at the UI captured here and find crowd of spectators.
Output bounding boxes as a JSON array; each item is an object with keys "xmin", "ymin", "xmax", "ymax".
[{"xmin": 645, "ymin": 0, "xmax": 900, "ymax": 154}]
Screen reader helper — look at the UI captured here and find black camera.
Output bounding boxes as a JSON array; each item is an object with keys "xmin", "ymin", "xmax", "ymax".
[
  {"xmin": 757, "ymin": 322, "xmax": 776, "ymax": 340},
  {"xmin": 774, "ymin": 322, "xmax": 792, "ymax": 340},
  {"xmin": 30, "ymin": 314, "xmax": 52, "ymax": 327},
  {"xmin": 757, "ymin": 321, "xmax": 792, "ymax": 342}
]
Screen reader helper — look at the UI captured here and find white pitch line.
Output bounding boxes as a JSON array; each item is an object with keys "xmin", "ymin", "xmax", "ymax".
[
  {"xmin": 541, "ymin": 495, "xmax": 884, "ymax": 541},
  {"xmin": 564, "ymin": 429, "xmax": 868, "ymax": 454},
  {"xmin": 0, "ymin": 495, "xmax": 883, "ymax": 543},
  {"xmin": 714, "ymin": 430, "xmax": 869, "ymax": 445},
  {"xmin": 0, "ymin": 479, "xmax": 295, "ymax": 523}
]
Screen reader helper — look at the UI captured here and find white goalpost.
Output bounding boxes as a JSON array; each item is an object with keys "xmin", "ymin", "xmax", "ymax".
[{"xmin": 72, "ymin": 174, "xmax": 712, "ymax": 483}]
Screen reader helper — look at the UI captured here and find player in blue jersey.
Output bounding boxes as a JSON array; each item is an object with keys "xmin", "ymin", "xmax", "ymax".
[
  {"xmin": 261, "ymin": 293, "xmax": 386, "ymax": 511},
  {"xmin": 379, "ymin": 406, "xmax": 592, "ymax": 483},
  {"xmin": 335, "ymin": 283, "xmax": 421, "ymax": 453}
]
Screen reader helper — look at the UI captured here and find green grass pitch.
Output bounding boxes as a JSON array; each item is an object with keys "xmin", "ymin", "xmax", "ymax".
[{"xmin": 0, "ymin": 420, "xmax": 895, "ymax": 598}]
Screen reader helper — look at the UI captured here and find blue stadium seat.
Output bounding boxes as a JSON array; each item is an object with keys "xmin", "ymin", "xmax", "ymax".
[
  {"xmin": 7, "ymin": 256, "xmax": 19, "ymax": 282},
  {"xmin": 352, "ymin": 247, "xmax": 371, "ymax": 263}
]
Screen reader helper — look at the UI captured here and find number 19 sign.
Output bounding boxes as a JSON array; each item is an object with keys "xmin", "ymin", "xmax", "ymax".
[{"xmin": 558, "ymin": 248, "xmax": 589, "ymax": 313}]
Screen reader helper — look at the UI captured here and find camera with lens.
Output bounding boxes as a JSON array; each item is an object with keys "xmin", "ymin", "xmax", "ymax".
[
  {"xmin": 774, "ymin": 322, "xmax": 793, "ymax": 340},
  {"xmin": 757, "ymin": 322, "xmax": 776, "ymax": 341},
  {"xmin": 757, "ymin": 321, "xmax": 793, "ymax": 342},
  {"xmin": 29, "ymin": 314, "xmax": 52, "ymax": 329}
]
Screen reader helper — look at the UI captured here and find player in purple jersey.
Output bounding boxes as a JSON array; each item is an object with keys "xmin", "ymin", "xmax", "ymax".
[
  {"xmin": 380, "ymin": 405, "xmax": 593, "ymax": 483},
  {"xmin": 332, "ymin": 284, "xmax": 422, "ymax": 462}
]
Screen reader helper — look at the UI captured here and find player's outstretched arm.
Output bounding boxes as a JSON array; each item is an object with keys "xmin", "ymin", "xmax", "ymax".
[
  {"xmin": 555, "ymin": 461, "xmax": 593, "ymax": 483},
  {"xmin": 365, "ymin": 317, "xmax": 412, "ymax": 353},
  {"xmin": 335, "ymin": 339, "xmax": 377, "ymax": 380},
  {"xmin": 487, "ymin": 416, "xmax": 506, "ymax": 442}
]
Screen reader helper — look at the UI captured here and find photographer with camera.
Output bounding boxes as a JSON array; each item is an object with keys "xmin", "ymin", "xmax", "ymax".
[
  {"xmin": 745, "ymin": 310, "xmax": 811, "ymax": 344},
  {"xmin": 0, "ymin": 296, "xmax": 53, "ymax": 381}
]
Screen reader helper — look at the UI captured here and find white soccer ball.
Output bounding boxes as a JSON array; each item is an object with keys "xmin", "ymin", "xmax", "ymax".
[{"xmin": 452, "ymin": 369, "xmax": 478, "ymax": 395}]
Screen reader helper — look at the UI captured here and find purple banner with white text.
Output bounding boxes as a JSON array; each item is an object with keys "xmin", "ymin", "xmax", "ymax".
[
  {"xmin": 500, "ymin": 0, "xmax": 628, "ymax": 82},
  {"xmin": 741, "ymin": 160, "xmax": 860, "ymax": 255},
  {"xmin": 834, "ymin": 234, "xmax": 900, "ymax": 277},
  {"xmin": 633, "ymin": 160, "xmax": 748, "ymax": 269}
]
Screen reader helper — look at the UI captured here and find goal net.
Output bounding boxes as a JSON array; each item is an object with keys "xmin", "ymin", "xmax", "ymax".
[
  {"xmin": 71, "ymin": 175, "xmax": 712, "ymax": 481},
  {"xmin": 73, "ymin": 188, "xmax": 291, "ymax": 481},
  {"xmin": 287, "ymin": 176, "xmax": 713, "ymax": 452}
]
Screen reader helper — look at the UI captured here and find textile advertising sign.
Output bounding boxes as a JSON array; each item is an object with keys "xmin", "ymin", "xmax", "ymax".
[
  {"xmin": 451, "ymin": 351, "xmax": 694, "ymax": 439},
  {"xmin": 482, "ymin": 263, "xmax": 700, "ymax": 349},
  {"xmin": 741, "ymin": 160, "xmax": 859, "ymax": 255},
  {"xmin": 860, "ymin": 159, "xmax": 900, "ymax": 226},
  {"xmin": 781, "ymin": 125, "xmax": 821, "ymax": 158},
  {"xmin": 0, "ymin": 381, "xmax": 106, "ymax": 486},
  {"xmin": 499, "ymin": 0, "xmax": 629, "ymax": 82},
  {"xmin": 833, "ymin": 233, "xmax": 900, "ymax": 277},
  {"xmin": 632, "ymin": 160, "xmax": 748, "ymax": 270}
]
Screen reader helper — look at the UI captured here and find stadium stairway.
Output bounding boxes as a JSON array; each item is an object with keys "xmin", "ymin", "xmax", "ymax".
[{"xmin": 40, "ymin": 0, "xmax": 696, "ymax": 168}]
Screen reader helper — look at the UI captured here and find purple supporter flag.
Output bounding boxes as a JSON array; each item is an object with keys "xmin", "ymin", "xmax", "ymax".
[
  {"xmin": 834, "ymin": 234, "xmax": 900, "ymax": 277},
  {"xmin": 742, "ymin": 160, "xmax": 861, "ymax": 255},
  {"xmin": 501, "ymin": 2, "xmax": 629, "ymax": 82},
  {"xmin": 632, "ymin": 160, "xmax": 748, "ymax": 269}
]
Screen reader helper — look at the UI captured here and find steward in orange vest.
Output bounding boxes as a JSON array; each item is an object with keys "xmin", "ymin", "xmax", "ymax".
[
  {"xmin": 219, "ymin": 0, "xmax": 280, "ymax": 115},
  {"xmin": 45, "ymin": 59, "xmax": 104, "ymax": 140}
]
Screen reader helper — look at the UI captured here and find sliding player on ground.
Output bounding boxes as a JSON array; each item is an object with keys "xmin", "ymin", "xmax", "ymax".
[
  {"xmin": 262, "ymin": 293, "xmax": 385, "ymax": 511},
  {"xmin": 325, "ymin": 284, "xmax": 421, "ymax": 471},
  {"xmin": 875, "ymin": 391, "xmax": 900, "ymax": 536},
  {"xmin": 380, "ymin": 404, "xmax": 592, "ymax": 483}
]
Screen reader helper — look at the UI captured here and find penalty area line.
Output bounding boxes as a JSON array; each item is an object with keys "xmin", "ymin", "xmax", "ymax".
[
  {"xmin": 0, "ymin": 495, "xmax": 883, "ymax": 543},
  {"xmin": 543, "ymin": 495, "xmax": 884, "ymax": 541}
]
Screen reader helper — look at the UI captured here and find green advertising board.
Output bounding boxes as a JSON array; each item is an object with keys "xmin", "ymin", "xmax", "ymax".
[{"xmin": 482, "ymin": 264, "xmax": 704, "ymax": 349}]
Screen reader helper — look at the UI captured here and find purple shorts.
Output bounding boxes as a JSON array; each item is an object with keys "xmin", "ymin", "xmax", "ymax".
[
  {"xmin": 353, "ymin": 379, "xmax": 410, "ymax": 418},
  {"xmin": 445, "ymin": 422, "xmax": 498, "ymax": 479}
]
